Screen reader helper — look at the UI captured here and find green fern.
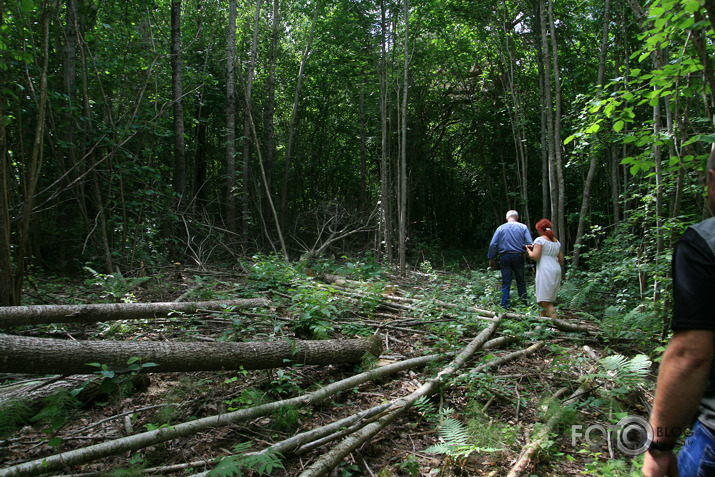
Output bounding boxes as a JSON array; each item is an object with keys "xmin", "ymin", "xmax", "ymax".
[
  {"xmin": 0, "ymin": 398, "xmax": 34, "ymax": 438},
  {"xmin": 600, "ymin": 354, "xmax": 651, "ymax": 387},
  {"xmin": 208, "ymin": 442, "xmax": 284, "ymax": 477},
  {"xmin": 31, "ymin": 389, "xmax": 80, "ymax": 426},
  {"xmin": 414, "ymin": 396, "xmax": 437, "ymax": 422},
  {"xmin": 83, "ymin": 266, "xmax": 151, "ymax": 302},
  {"xmin": 566, "ymin": 279, "xmax": 598, "ymax": 309},
  {"xmin": 424, "ymin": 417, "xmax": 502, "ymax": 458}
]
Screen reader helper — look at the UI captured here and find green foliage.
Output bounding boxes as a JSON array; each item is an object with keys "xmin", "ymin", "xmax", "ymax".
[
  {"xmin": 601, "ymin": 305, "xmax": 663, "ymax": 348},
  {"xmin": 271, "ymin": 405, "xmax": 300, "ymax": 432},
  {"xmin": 335, "ymin": 253, "xmax": 384, "ymax": 280},
  {"xmin": 0, "ymin": 399, "xmax": 34, "ymax": 438},
  {"xmin": 85, "ymin": 357, "xmax": 157, "ymax": 396},
  {"xmin": 582, "ymin": 451, "xmax": 639, "ymax": 476},
  {"xmin": 339, "ymin": 321, "xmax": 375, "ymax": 337},
  {"xmin": 151, "ymin": 405, "xmax": 179, "ymax": 427},
  {"xmin": 224, "ymin": 387, "xmax": 266, "ymax": 412},
  {"xmin": 397, "ymin": 455, "xmax": 421, "ymax": 477},
  {"xmin": 31, "ymin": 390, "xmax": 81, "ymax": 427},
  {"xmin": 245, "ymin": 254, "xmax": 300, "ymax": 289},
  {"xmin": 414, "ymin": 396, "xmax": 438, "ymax": 422},
  {"xmin": 424, "ymin": 416, "xmax": 503, "ymax": 459},
  {"xmin": 267, "ymin": 369, "xmax": 301, "ymax": 398},
  {"xmin": 599, "ymin": 354, "xmax": 651, "ymax": 388},
  {"xmin": 83, "ymin": 266, "xmax": 151, "ymax": 303},
  {"xmin": 27, "ymin": 389, "xmax": 82, "ymax": 447},
  {"xmin": 208, "ymin": 442, "xmax": 284, "ymax": 477},
  {"xmin": 289, "ymin": 282, "xmax": 343, "ymax": 339}
]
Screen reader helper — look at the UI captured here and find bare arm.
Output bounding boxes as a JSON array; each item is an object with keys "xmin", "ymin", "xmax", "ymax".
[
  {"xmin": 643, "ymin": 329, "xmax": 715, "ymax": 476},
  {"xmin": 526, "ymin": 243, "xmax": 542, "ymax": 261}
]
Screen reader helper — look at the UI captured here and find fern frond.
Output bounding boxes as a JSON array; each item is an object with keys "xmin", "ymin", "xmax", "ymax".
[
  {"xmin": 208, "ymin": 443, "xmax": 284, "ymax": 477},
  {"xmin": 437, "ymin": 417, "xmax": 470, "ymax": 448},
  {"xmin": 625, "ymin": 354, "xmax": 651, "ymax": 378},
  {"xmin": 600, "ymin": 354, "xmax": 651, "ymax": 386},
  {"xmin": 0, "ymin": 399, "xmax": 34, "ymax": 438},
  {"xmin": 31, "ymin": 389, "xmax": 80, "ymax": 425},
  {"xmin": 600, "ymin": 354, "xmax": 628, "ymax": 372},
  {"xmin": 414, "ymin": 396, "xmax": 436, "ymax": 420},
  {"xmin": 424, "ymin": 442, "xmax": 454, "ymax": 454}
]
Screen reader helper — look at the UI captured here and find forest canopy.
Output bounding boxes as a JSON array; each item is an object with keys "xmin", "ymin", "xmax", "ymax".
[{"xmin": 1, "ymin": 0, "xmax": 714, "ymax": 305}]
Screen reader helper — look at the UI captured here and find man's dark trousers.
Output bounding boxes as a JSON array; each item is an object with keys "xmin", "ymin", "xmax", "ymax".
[{"xmin": 500, "ymin": 253, "xmax": 527, "ymax": 308}]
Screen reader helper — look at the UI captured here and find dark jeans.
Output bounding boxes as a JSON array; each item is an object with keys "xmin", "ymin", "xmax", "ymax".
[
  {"xmin": 499, "ymin": 253, "xmax": 527, "ymax": 308},
  {"xmin": 678, "ymin": 420, "xmax": 715, "ymax": 476}
]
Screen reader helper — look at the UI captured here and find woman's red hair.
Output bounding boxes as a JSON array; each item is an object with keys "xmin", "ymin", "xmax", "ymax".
[{"xmin": 535, "ymin": 219, "xmax": 555, "ymax": 241}]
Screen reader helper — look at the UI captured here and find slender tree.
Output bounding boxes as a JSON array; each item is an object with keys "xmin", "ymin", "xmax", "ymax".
[
  {"xmin": 398, "ymin": 0, "xmax": 409, "ymax": 276},
  {"xmin": 226, "ymin": 0, "xmax": 238, "ymax": 233},
  {"xmin": 571, "ymin": 0, "xmax": 611, "ymax": 269},
  {"xmin": 171, "ymin": 0, "xmax": 186, "ymax": 202}
]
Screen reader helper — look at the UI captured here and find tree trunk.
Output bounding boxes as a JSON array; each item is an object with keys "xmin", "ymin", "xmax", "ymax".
[
  {"xmin": 0, "ymin": 298, "xmax": 268, "ymax": 327},
  {"xmin": 171, "ymin": 0, "xmax": 186, "ymax": 202},
  {"xmin": 0, "ymin": 374, "xmax": 150, "ymax": 418},
  {"xmin": 398, "ymin": 0, "xmax": 409, "ymax": 276},
  {"xmin": 225, "ymin": 0, "xmax": 237, "ymax": 233},
  {"xmin": 379, "ymin": 0, "xmax": 393, "ymax": 263},
  {"xmin": 12, "ymin": 2, "xmax": 56, "ymax": 305},
  {"xmin": 547, "ymin": 0, "xmax": 566, "ymax": 247},
  {"xmin": 0, "ymin": 334, "xmax": 383, "ymax": 375},
  {"xmin": 242, "ymin": 0, "xmax": 261, "ymax": 238},
  {"xmin": 538, "ymin": 0, "xmax": 556, "ymax": 229},
  {"xmin": 265, "ymin": 0, "xmax": 280, "ymax": 222},
  {"xmin": 0, "ymin": 342, "xmax": 421, "ymax": 477},
  {"xmin": 500, "ymin": 5, "xmax": 530, "ymax": 227},
  {"xmin": 0, "ymin": 49, "xmax": 11, "ymax": 306},
  {"xmin": 571, "ymin": 0, "xmax": 610, "ymax": 269},
  {"xmin": 280, "ymin": 0, "xmax": 320, "ymax": 228}
]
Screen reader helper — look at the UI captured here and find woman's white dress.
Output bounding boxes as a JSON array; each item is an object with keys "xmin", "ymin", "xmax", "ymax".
[{"xmin": 534, "ymin": 236, "xmax": 561, "ymax": 302}]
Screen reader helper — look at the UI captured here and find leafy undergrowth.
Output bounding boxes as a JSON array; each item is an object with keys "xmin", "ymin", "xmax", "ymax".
[{"xmin": 0, "ymin": 256, "xmax": 664, "ymax": 476}]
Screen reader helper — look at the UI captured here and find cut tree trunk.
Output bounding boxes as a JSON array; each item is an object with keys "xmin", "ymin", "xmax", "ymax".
[
  {"xmin": 0, "ymin": 334, "xmax": 382, "ymax": 375},
  {"xmin": 0, "ymin": 374, "xmax": 150, "ymax": 418},
  {"xmin": 0, "ymin": 299, "xmax": 268, "ymax": 328}
]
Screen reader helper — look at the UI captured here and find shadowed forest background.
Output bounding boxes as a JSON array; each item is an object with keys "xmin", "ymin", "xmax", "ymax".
[
  {"xmin": 3, "ymin": 0, "xmax": 714, "ymax": 300},
  {"xmin": 1, "ymin": 0, "xmax": 715, "ymax": 475}
]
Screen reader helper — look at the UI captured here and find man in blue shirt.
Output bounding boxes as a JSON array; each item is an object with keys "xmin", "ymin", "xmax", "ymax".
[{"xmin": 488, "ymin": 210, "xmax": 533, "ymax": 309}]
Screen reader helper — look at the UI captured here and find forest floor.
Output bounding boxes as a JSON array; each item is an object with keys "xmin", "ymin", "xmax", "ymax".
[{"xmin": 0, "ymin": 264, "xmax": 653, "ymax": 476}]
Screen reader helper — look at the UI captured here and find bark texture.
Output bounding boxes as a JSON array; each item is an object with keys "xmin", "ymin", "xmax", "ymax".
[
  {"xmin": 0, "ymin": 334, "xmax": 382, "ymax": 374},
  {"xmin": 0, "ymin": 299, "xmax": 268, "ymax": 328}
]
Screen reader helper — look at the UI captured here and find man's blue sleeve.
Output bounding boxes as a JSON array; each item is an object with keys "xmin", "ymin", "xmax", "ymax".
[
  {"xmin": 487, "ymin": 229, "xmax": 500, "ymax": 259},
  {"xmin": 525, "ymin": 228, "xmax": 534, "ymax": 244}
]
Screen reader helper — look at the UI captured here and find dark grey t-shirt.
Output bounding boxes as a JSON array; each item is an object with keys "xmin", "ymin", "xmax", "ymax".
[{"xmin": 671, "ymin": 217, "xmax": 715, "ymax": 427}]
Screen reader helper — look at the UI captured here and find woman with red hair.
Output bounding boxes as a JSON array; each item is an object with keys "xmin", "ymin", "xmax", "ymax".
[{"xmin": 526, "ymin": 219, "xmax": 564, "ymax": 318}]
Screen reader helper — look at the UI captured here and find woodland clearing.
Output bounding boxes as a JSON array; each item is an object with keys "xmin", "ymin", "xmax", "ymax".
[{"xmin": 0, "ymin": 257, "xmax": 658, "ymax": 477}]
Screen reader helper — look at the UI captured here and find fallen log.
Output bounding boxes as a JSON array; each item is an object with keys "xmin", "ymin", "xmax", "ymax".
[
  {"xmin": 0, "ymin": 350, "xmax": 443, "ymax": 477},
  {"xmin": 0, "ymin": 334, "xmax": 382, "ymax": 374},
  {"xmin": 0, "ymin": 374, "xmax": 150, "ymax": 420},
  {"xmin": 0, "ymin": 299, "xmax": 268, "ymax": 328}
]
